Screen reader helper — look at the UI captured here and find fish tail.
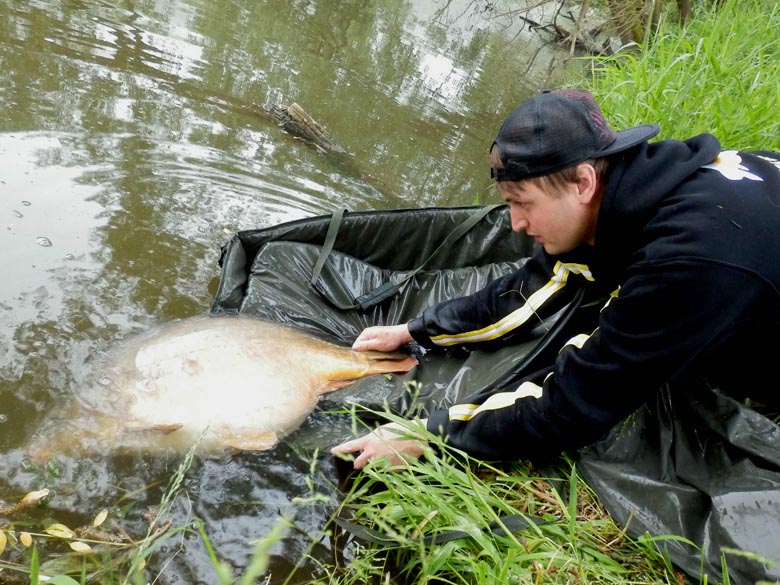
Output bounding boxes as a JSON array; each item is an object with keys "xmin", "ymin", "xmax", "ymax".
[{"xmin": 362, "ymin": 354, "xmax": 418, "ymax": 375}]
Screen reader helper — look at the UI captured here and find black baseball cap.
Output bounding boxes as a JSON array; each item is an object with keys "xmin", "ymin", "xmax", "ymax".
[{"xmin": 491, "ymin": 89, "xmax": 660, "ymax": 181}]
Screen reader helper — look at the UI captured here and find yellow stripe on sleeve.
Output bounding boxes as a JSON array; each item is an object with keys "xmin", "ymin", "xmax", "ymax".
[
  {"xmin": 448, "ymin": 381, "xmax": 543, "ymax": 422},
  {"xmin": 430, "ymin": 261, "xmax": 592, "ymax": 347},
  {"xmin": 564, "ymin": 333, "xmax": 590, "ymax": 350}
]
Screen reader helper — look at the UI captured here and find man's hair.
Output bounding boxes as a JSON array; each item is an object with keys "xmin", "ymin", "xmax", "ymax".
[{"xmin": 490, "ymin": 145, "xmax": 609, "ymax": 196}]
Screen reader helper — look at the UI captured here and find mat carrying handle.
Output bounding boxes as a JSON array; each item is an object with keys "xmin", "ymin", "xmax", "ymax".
[{"xmin": 310, "ymin": 205, "xmax": 502, "ymax": 311}]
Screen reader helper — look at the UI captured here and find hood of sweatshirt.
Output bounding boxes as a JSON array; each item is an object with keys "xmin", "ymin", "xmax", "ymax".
[{"xmin": 593, "ymin": 133, "xmax": 722, "ymax": 275}]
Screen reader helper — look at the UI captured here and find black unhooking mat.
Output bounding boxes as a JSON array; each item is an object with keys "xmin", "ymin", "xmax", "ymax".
[{"xmin": 211, "ymin": 206, "xmax": 780, "ymax": 584}]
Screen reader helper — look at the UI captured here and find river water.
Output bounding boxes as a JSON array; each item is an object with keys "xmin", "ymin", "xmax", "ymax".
[{"xmin": 0, "ymin": 0, "xmax": 582, "ymax": 581}]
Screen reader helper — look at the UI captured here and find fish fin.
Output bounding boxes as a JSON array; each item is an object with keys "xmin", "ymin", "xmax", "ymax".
[
  {"xmin": 150, "ymin": 423, "xmax": 184, "ymax": 435},
  {"xmin": 124, "ymin": 423, "xmax": 183, "ymax": 435},
  {"xmin": 224, "ymin": 431, "xmax": 278, "ymax": 451}
]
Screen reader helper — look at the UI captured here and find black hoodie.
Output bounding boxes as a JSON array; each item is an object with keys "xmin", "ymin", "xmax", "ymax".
[{"xmin": 410, "ymin": 135, "xmax": 780, "ymax": 461}]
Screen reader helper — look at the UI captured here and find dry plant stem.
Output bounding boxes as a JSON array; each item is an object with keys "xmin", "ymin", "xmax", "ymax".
[{"xmin": 570, "ymin": 0, "xmax": 590, "ymax": 57}]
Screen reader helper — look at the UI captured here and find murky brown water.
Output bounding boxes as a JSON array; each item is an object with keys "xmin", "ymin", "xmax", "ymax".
[{"xmin": 0, "ymin": 0, "xmax": 581, "ymax": 581}]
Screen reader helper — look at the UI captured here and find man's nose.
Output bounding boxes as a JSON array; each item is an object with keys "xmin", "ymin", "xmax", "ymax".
[{"xmin": 510, "ymin": 211, "xmax": 529, "ymax": 232}]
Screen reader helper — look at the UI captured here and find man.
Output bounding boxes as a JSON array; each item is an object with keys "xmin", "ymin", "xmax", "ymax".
[{"xmin": 332, "ymin": 88, "xmax": 780, "ymax": 469}]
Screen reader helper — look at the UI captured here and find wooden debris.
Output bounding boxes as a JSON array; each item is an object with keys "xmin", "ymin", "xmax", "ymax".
[{"xmin": 261, "ymin": 102, "xmax": 347, "ymax": 154}]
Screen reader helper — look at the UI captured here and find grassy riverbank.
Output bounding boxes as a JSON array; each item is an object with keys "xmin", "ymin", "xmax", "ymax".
[
  {"xmin": 586, "ymin": 0, "xmax": 780, "ymax": 152},
  {"xmin": 321, "ymin": 413, "xmax": 682, "ymax": 585}
]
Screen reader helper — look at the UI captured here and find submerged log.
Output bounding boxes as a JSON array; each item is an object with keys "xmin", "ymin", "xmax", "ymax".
[
  {"xmin": 210, "ymin": 92, "xmax": 348, "ymax": 155},
  {"xmin": 260, "ymin": 102, "xmax": 347, "ymax": 154},
  {"xmin": 215, "ymin": 96, "xmax": 393, "ymax": 195}
]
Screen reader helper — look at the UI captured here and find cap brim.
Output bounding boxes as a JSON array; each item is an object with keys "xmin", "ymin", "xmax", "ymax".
[{"xmin": 598, "ymin": 124, "xmax": 660, "ymax": 157}]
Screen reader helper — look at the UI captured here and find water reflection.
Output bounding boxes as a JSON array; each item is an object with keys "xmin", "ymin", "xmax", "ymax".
[{"xmin": 0, "ymin": 0, "xmax": 578, "ymax": 581}]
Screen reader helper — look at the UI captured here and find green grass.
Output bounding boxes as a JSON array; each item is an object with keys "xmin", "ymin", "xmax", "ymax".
[
  {"xmin": 323, "ymin": 412, "xmax": 683, "ymax": 585},
  {"xmin": 581, "ymin": 0, "xmax": 780, "ymax": 151}
]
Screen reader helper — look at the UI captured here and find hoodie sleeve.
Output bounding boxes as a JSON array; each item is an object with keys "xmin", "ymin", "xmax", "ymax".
[{"xmin": 407, "ymin": 249, "xmax": 591, "ymax": 350}]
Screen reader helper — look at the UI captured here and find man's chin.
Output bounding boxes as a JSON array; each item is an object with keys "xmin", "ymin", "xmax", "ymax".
[{"xmin": 542, "ymin": 243, "xmax": 573, "ymax": 255}]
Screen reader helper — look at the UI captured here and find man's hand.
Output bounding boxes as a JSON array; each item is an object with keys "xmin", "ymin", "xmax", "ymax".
[
  {"xmin": 331, "ymin": 420, "xmax": 429, "ymax": 469},
  {"xmin": 352, "ymin": 324, "xmax": 413, "ymax": 352}
]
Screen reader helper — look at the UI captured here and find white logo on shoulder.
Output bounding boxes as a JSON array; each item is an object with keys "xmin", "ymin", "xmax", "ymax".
[
  {"xmin": 757, "ymin": 154, "xmax": 780, "ymax": 172},
  {"xmin": 703, "ymin": 150, "xmax": 762, "ymax": 181}
]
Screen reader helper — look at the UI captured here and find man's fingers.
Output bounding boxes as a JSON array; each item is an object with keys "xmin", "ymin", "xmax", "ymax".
[
  {"xmin": 332, "ymin": 421, "xmax": 427, "ymax": 470},
  {"xmin": 352, "ymin": 452, "xmax": 370, "ymax": 469},
  {"xmin": 352, "ymin": 329, "xmax": 385, "ymax": 351},
  {"xmin": 332, "ymin": 440, "xmax": 373, "ymax": 469},
  {"xmin": 331, "ymin": 438, "xmax": 363, "ymax": 455}
]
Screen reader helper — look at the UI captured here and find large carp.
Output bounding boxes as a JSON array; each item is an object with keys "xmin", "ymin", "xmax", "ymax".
[{"xmin": 30, "ymin": 316, "xmax": 417, "ymax": 460}]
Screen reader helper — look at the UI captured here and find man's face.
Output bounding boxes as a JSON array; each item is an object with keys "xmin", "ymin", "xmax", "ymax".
[{"xmin": 497, "ymin": 178, "xmax": 594, "ymax": 255}]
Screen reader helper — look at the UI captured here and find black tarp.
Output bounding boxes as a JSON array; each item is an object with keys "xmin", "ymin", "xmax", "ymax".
[{"xmin": 211, "ymin": 206, "xmax": 780, "ymax": 584}]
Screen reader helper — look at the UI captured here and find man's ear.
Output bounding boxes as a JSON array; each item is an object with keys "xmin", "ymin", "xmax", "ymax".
[{"xmin": 576, "ymin": 163, "xmax": 598, "ymax": 203}]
